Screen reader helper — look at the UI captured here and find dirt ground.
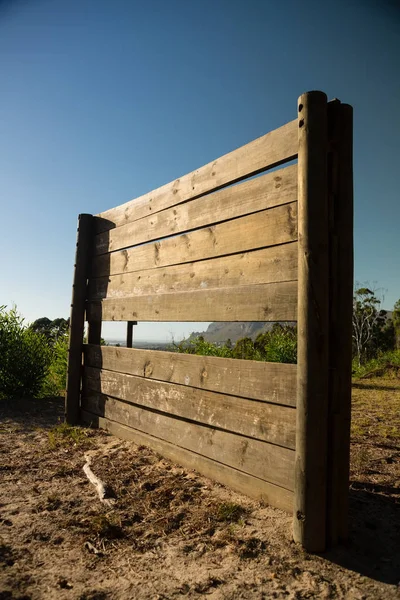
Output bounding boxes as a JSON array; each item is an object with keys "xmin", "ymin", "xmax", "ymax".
[{"xmin": 0, "ymin": 379, "xmax": 399, "ymax": 599}]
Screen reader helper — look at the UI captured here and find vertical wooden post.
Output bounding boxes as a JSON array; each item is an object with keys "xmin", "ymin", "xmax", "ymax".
[
  {"xmin": 327, "ymin": 102, "xmax": 354, "ymax": 544},
  {"xmin": 65, "ymin": 214, "xmax": 93, "ymax": 425},
  {"xmin": 88, "ymin": 320, "xmax": 102, "ymax": 345},
  {"xmin": 126, "ymin": 321, "xmax": 137, "ymax": 348},
  {"xmin": 293, "ymin": 91, "xmax": 330, "ymax": 552}
]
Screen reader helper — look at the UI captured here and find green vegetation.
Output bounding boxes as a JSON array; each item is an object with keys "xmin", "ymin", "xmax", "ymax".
[
  {"xmin": 0, "ymin": 306, "xmax": 52, "ymax": 399},
  {"xmin": 351, "ymin": 349, "xmax": 400, "ymax": 379},
  {"xmin": 352, "ymin": 287, "xmax": 395, "ymax": 366},
  {"xmin": 171, "ymin": 324, "xmax": 297, "ymax": 364},
  {"xmin": 42, "ymin": 333, "xmax": 69, "ymax": 397},
  {"xmin": 48, "ymin": 422, "xmax": 90, "ymax": 449},
  {"xmin": 216, "ymin": 502, "xmax": 246, "ymax": 523}
]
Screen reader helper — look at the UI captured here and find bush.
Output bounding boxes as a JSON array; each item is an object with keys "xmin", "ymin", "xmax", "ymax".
[
  {"xmin": 0, "ymin": 306, "xmax": 52, "ymax": 399},
  {"xmin": 254, "ymin": 324, "xmax": 297, "ymax": 364},
  {"xmin": 171, "ymin": 336, "xmax": 234, "ymax": 358},
  {"xmin": 42, "ymin": 333, "xmax": 69, "ymax": 396},
  {"xmin": 352, "ymin": 349, "xmax": 400, "ymax": 379},
  {"xmin": 171, "ymin": 325, "xmax": 297, "ymax": 364}
]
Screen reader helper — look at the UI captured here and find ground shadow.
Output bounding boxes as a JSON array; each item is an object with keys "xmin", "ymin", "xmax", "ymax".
[
  {"xmin": 325, "ymin": 486, "xmax": 400, "ymax": 585},
  {"xmin": 0, "ymin": 396, "xmax": 65, "ymax": 431}
]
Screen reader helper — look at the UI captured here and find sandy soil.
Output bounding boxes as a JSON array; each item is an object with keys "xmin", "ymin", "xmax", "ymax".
[{"xmin": 0, "ymin": 384, "xmax": 399, "ymax": 599}]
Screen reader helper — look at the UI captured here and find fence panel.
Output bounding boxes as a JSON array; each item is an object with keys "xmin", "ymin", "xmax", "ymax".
[{"xmin": 66, "ymin": 91, "xmax": 353, "ymax": 552}]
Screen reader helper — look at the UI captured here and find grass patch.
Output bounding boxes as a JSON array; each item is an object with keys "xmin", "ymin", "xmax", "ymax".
[
  {"xmin": 216, "ymin": 502, "xmax": 246, "ymax": 523},
  {"xmin": 351, "ymin": 378, "xmax": 400, "ymax": 443},
  {"xmin": 48, "ymin": 422, "xmax": 91, "ymax": 449},
  {"xmin": 86, "ymin": 514, "xmax": 124, "ymax": 540}
]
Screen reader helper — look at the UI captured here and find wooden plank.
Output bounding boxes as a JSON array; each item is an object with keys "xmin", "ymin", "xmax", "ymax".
[
  {"xmin": 88, "ymin": 243, "xmax": 298, "ymax": 301},
  {"xmin": 326, "ymin": 102, "xmax": 353, "ymax": 545},
  {"xmin": 80, "ymin": 410, "xmax": 294, "ymax": 512},
  {"xmin": 91, "ymin": 202, "xmax": 298, "ymax": 277},
  {"xmin": 65, "ymin": 213, "xmax": 93, "ymax": 425},
  {"xmin": 82, "ymin": 367, "xmax": 296, "ymax": 449},
  {"xmin": 86, "ymin": 280, "xmax": 298, "ymax": 322},
  {"xmin": 81, "ymin": 394, "xmax": 295, "ymax": 491},
  {"xmin": 95, "ymin": 120, "xmax": 298, "ymax": 232},
  {"xmin": 84, "ymin": 344, "xmax": 297, "ymax": 407},
  {"xmin": 94, "ymin": 165, "xmax": 297, "ymax": 254},
  {"xmin": 293, "ymin": 91, "xmax": 330, "ymax": 552}
]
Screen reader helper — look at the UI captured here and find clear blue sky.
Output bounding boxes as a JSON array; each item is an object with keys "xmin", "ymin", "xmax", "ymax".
[{"xmin": 1, "ymin": 0, "xmax": 399, "ymax": 341}]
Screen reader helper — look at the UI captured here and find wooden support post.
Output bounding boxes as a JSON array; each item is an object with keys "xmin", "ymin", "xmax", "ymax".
[
  {"xmin": 88, "ymin": 320, "xmax": 102, "ymax": 345},
  {"xmin": 65, "ymin": 214, "xmax": 93, "ymax": 425},
  {"xmin": 327, "ymin": 102, "xmax": 354, "ymax": 544},
  {"xmin": 126, "ymin": 321, "xmax": 137, "ymax": 348},
  {"xmin": 293, "ymin": 91, "xmax": 330, "ymax": 551}
]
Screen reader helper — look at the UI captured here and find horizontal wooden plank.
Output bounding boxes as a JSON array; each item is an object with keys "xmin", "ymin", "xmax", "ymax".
[
  {"xmin": 83, "ymin": 367, "xmax": 296, "ymax": 448},
  {"xmin": 88, "ymin": 243, "xmax": 298, "ymax": 301},
  {"xmin": 91, "ymin": 202, "xmax": 298, "ymax": 276},
  {"xmin": 84, "ymin": 345, "xmax": 297, "ymax": 407},
  {"xmin": 94, "ymin": 164, "xmax": 298, "ymax": 254},
  {"xmin": 81, "ymin": 395, "xmax": 295, "ymax": 490},
  {"xmin": 95, "ymin": 120, "xmax": 298, "ymax": 232},
  {"xmin": 86, "ymin": 281, "xmax": 298, "ymax": 322},
  {"xmin": 80, "ymin": 410, "xmax": 293, "ymax": 513}
]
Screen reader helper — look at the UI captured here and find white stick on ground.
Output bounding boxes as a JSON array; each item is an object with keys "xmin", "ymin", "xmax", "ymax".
[{"xmin": 83, "ymin": 454, "xmax": 116, "ymax": 507}]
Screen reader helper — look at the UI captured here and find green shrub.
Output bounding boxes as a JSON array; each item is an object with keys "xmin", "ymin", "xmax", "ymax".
[
  {"xmin": 352, "ymin": 349, "xmax": 400, "ymax": 379},
  {"xmin": 42, "ymin": 333, "xmax": 69, "ymax": 396},
  {"xmin": 255, "ymin": 324, "xmax": 297, "ymax": 364},
  {"xmin": 0, "ymin": 306, "xmax": 52, "ymax": 399},
  {"xmin": 171, "ymin": 325, "xmax": 297, "ymax": 364},
  {"xmin": 171, "ymin": 336, "xmax": 234, "ymax": 358}
]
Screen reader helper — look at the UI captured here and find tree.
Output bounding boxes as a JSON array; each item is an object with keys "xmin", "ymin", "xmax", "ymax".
[
  {"xmin": 352, "ymin": 287, "xmax": 388, "ymax": 366},
  {"xmin": 29, "ymin": 317, "xmax": 69, "ymax": 346}
]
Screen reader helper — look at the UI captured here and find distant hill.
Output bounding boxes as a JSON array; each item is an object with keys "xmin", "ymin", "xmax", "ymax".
[{"xmin": 189, "ymin": 321, "xmax": 296, "ymax": 344}]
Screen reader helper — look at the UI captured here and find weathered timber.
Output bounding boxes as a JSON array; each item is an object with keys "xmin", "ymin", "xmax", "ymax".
[
  {"xmin": 81, "ymin": 394, "xmax": 295, "ymax": 490},
  {"xmin": 81, "ymin": 410, "xmax": 294, "ymax": 512},
  {"xmin": 327, "ymin": 102, "xmax": 353, "ymax": 545},
  {"xmin": 126, "ymin": 321, "xmax": 136, "ymax": 348},
  {"xmin": 94, "ymin": 165, "xmax": 297, "ymax": 254},
  {"xmin": 65, "ymin": 213, "xmax": 93, "ymax": 425},
  {"xmin": 92, "ymin": 202, "xmax": 298, "ymax": 277},
  {"xmin": 87, "ymin": 320, "xmax": 102, "ymax": 345},
  {"xmin": 82, "ymin": 367, "xmax": 296, "ymax": 448},
  {"xmin": 86, "ymin": 280, "xmax": 298, "ymax": 322},
  {"xmin": 95, "ymin": 120, "xmax": 298, "ymax": 232},
  {"xmin": 293, "ymin": 91, "xmax": 330, "ymax": 552},
  {"xmin": 84, "ymin": 344, "xmax": 297, "ymax": 407},
  {"xmin": 88, "ymin": 243, "xmax": 298, "ymax": 300}
]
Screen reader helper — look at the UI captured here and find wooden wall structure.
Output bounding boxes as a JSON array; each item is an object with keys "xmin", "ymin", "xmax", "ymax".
[{"xmin": 66, "ymin": 91, "xmax": 353, "ymax": 552}]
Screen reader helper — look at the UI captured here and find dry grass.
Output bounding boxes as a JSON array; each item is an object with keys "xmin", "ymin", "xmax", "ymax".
[{"xmin": 0, "ymin": 381, "xmax": 399, "ymax": 598}]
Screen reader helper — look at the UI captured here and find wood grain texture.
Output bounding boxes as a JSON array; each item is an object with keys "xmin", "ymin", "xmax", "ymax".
[
  {"xmin": 91, "ymin": 202, "xmax": 298, "ymax": 277},
  {"xmin": 81, "ymin": 394, "xmax": 295, "ymax": 490},
  {"xmin": 84, "ymin": 344, "xmax": 297, "ymax": 407},
  {"xmin": 94, "ymin": 165, "xmax": 297, "ymax": 254},
  {"xmin": 86, "ymin": 280, "xmax": 298, "ymax": 323},
  {"xmin": 88, "ymin": 243, "xmax": 298, "ymax": 301},
  {"xmin": 293, "ymin": 91, "xmax": 330, "ymax": 552},
  {"xmin": 80, "ymin": 410, "xmax": 294, "ymax": 512},
  {"xmin": 65, "ymin": 213, "xmax": 93, "ymax": 425},
  {"xmin": 326, "ymin": 102, "xmax": 353, "ymax": 545},
  {"xmin": 83, "ymin": 366, "xmax": 296, "ymax": 448},
  {"xmin": 95, "ymin": 120, "xmax": 298, "ymax": 232}
]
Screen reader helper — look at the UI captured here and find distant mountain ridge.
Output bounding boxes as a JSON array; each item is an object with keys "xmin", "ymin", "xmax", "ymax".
[{"xmin": 189, "ymin": 321, "xmax": 296, "ymax": 344}]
